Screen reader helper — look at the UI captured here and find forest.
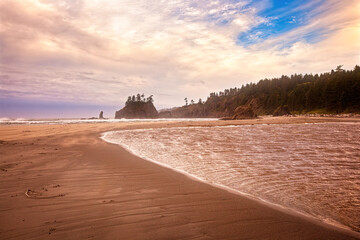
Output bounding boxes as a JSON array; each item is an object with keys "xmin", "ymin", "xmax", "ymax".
[
  {"xmin": 125, "ymin": 94, "xmax": 154, "ymax": 105},
  {"xmin": 169, "ymin": 65, "xmax": 360, "ymax": 117}
]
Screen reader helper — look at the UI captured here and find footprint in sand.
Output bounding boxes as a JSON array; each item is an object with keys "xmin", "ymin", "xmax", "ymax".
[
  {"xmin": 25, "ymin": 184, "xmax": 65, "ymax": 199},
  {"xmin": 48, "ymin": 227, "xmax": 56, "ymax": 234}
]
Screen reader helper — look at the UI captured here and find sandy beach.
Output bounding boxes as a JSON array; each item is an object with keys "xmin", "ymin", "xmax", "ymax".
[{"xmin": 1, "ymin": 116, "xmax": 359, "ymax": 239}]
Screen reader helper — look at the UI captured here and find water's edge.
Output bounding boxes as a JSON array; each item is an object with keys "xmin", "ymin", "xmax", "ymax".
[
  {"xmin": 0, "ymin": 118, "xmax": 218, "ymax": 125},
  {"xmin": 100, "ymin": 128, "xmax": 360, "ymax": 238}
]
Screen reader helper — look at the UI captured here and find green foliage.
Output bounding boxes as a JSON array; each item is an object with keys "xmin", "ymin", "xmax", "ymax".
[
  {"xmin": 126, "ymin": 94, "xmax": 154, "ymax": 105},
  {"xmin": 195, "ymin": 65, "xmax": 360, "ymax": 116}
]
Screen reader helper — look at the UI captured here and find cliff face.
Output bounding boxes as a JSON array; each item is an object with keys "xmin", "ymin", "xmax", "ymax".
[
  {"xmin": 232, "ymin": 106, "xmax": 257, "ymax": 119},
  {"xmin": 158, "ymin": 98, "xmax": 259, "ymax": 119},
  {"xmin": 158, "ymin": 105, "xmax": 207, "ymax": 118},
  {"xmin": 273, "ymin": 105, "xmax": 291, "ymax": 116},
  {"xmin": 115, "ymin": 101, "xmax": 158, "ymax": 119}
]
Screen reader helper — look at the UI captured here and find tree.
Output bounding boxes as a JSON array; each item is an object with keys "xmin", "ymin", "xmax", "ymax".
[
  {"xmin": 131, "ymin": 95, "xmax": 135, "ymax": 102},
  {"xmin": 136, "ymin": 93, "xmax": 141, "ymax": 102},
  {"xmin": 141, "ymin": 93, "xmax": 145, "ymax": 102},
  {"xmin": 126, "ymin": 96, "xmax": 132, "ymax": 105},
  {"xmin": 184, "ymin": 97, "xmax": 188, "ymax": 106},
  {"xmin": 198, "ymin": 98, "xmax": 203, "ymax": 104},
  {"xmin": 191, "ymin": 99, "xmax": 195, "ymax": 105},
  {"xmin": 335, "ymin": 65, "xmax": 344, "ymax": 72},
  {"xmin": 197, "ymin": 65, "xmax": 359, "ymax": 115},
  {"xmin": 147, "ymin": 95, "xmax": 154, "ymax": 103}
]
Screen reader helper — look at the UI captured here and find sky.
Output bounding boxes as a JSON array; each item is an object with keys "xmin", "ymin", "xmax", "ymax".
[{"xmin": 0, "ymin": 0, "xmax": 359, "ymax": 118}]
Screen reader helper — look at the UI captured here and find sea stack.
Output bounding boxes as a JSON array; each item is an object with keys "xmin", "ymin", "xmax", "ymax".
[
  {"xmin": 99, "ymin": 111, "xmax": 104, "ymax": 119},
  {"xmin": 115, "ymin": 94, "xmax": 158, "ymax": 119}
]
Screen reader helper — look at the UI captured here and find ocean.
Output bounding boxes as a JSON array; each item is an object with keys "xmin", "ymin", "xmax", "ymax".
[
  {"xmin": 102, "ymin": 122, "xmax": 360, "ymax": 233},
  {"xmin": 0, "ymin": 118, "xmax": 217, "ymax": 125}
]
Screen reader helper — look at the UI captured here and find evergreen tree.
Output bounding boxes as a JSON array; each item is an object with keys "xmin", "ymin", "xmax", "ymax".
[
  {"xmin": 178, "ymin": 65, "xmax": 360, "ymax": 116},
  {"xmin": 126, "ymin": 96, "xmax": 131, "ymax": 105}
]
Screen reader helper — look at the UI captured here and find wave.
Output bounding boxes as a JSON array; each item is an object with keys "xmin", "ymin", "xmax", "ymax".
[
  {"xmin": 0, "ymin": 118, "xmax": 218, "ymax": 125},
  {"xmin": 101, "ymin": 123, "xmax": 360, "ymax": 234}
]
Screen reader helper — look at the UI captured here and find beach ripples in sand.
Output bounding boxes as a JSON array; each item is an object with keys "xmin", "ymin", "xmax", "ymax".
[{"xmin": 102, "ymin": 123, "xmax": 360, "ymax": 232}]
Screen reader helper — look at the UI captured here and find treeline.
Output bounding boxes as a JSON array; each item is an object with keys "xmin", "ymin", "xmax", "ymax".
[
  {"xmin": 178, "ymin": 65, "xmax": 360, "ymax": 117},
  {"xmin": 125, "ymin": 94, "xmax": 154, "ymax": 105}
]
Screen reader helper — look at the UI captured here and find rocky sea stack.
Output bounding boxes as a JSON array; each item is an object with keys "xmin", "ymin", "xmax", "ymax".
[
  {"xmin": 115, "ymin": 94, "xmax": 158, "ymax": 119},
  {"xmin": 99, "ymin": 111, "xmax": 104, "ymax": 119}
]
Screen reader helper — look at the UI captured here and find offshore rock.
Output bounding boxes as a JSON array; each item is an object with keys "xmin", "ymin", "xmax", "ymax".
[
  {"xmin": 99, "ymin": 111, "xmax": 104, "ymax": 119},
  {"xmin": 115, "ymin": 101, "xmax": 158, "ymax": 119}
]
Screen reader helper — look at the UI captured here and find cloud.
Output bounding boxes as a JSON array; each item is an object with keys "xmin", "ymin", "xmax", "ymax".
[{"xmin": 0, "ymin": 0, "xmax": 359, "ymax": 113}]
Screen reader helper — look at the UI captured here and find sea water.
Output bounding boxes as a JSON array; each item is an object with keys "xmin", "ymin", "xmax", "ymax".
[
  {"xmin": 102, "ymin": 122, "xmax": 360, "ymax": 233},
  {"xmin": 0, "ymin": 118, "xmax": 216, "ymax": 125}
]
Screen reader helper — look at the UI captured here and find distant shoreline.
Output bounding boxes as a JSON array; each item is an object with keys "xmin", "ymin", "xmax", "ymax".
[{"xmin": 1, "ymin": 113, "xmax": 359, "ymax": 125}]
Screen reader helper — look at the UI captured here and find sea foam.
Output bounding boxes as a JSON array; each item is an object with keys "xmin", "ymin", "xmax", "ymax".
[{"xmin": 101, "ymin": 122, "xmax": 360, "ymax": 233}]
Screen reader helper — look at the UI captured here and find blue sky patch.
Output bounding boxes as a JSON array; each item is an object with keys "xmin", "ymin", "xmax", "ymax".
[{"xmin": 237, "ymin": 0, "xmax": 326, "ymax": 47}]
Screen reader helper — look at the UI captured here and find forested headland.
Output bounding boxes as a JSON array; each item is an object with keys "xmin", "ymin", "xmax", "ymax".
[{"xmin": 159, "ymin": 65, "xmax": 360, "ymax": 118}]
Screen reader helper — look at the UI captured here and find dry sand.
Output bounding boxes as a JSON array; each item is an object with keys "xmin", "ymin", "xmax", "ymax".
[{"xmin": 1, "ymin": 116, "xmax": 360, "ymax": 239}]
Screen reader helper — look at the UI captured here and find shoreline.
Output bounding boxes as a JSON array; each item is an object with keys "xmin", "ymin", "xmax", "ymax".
[
  {"xmin": 2, "ymin": 115, "xmax": 360, "ymax": 142},
  {"xmin": 101, "ymin": 127, "xmax": 359, "ymax": 237},
  {"xmin": 1, "ymin": 116, "xmax": 360, "ymax": 239}
]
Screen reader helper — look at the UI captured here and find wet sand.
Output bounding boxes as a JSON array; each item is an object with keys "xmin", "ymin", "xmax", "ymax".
[{"xmin": 1, "ymin": 116, "xmax": 359, "ymax": 239}]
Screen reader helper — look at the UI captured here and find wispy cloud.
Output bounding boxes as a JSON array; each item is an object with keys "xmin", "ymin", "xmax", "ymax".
[{"xmin": 0, "ymin": 0, "xmax": 359, "ymax": 115}]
